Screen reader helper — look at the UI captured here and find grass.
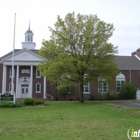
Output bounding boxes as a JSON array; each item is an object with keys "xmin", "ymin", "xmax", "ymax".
[{"xmin": 0, "ymin": 101, "xmax": 140, "ymax": 140}]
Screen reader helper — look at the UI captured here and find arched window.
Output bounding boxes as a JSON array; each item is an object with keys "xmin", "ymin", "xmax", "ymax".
[{"xmin": 116, "ymin": 73, "xmax": 125, "ymax": 92}]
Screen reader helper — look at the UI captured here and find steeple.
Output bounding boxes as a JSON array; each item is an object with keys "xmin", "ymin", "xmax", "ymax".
[{"xmin": 22, "ymin": 21, "xmax": 36, "ymax": 50}]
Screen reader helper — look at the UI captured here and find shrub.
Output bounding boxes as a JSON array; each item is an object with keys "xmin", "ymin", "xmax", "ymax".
[
  {"xmin": 97, "ymin": 92, "xmax": 106, "ymax": 100},
  {"xmin": 88, "ymin": 95, "xmax": 95, "ymax": 101},
  {"xmin": 97, "ymin": 90, "xmax": 118, "ymax": 100},
  {"xmin": 22, "ymin": 98, "xmax": 34, "ymax": 106},
  {"xmin": 119, "ymin": 82, "xmax": 137, "ymax": 99},
  {"xmin": 34, "ymin": 99, "xmax": 44, "ymax": 105},
  {"xmin": 105, "ymin": 90, "xmax": 117, "ymax": 100},
  {"xmin": 0, "ymin": 102, "xmax": 24, "ymax": 108},
  {"xmin": 69, "ymin": 99, "xmax": 73, "ymax": 101}
]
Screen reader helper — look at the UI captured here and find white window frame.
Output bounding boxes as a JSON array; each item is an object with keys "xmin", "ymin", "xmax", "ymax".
[
  {"xmin": 21, "ymin": 69, "xmax": 30, "ymax": 74},
  {"xmin": 98, "ymin": 78, "xmax": 108, "ymax": 92},
  {"xmin": 116, "ymin": 73, "xmax": 125, "ymax": 93},
  {"xmin": 9, "ymin": 83, "xmax": 14, "ymax": 93},
  {"xmin": 83, "ymin": 83, "xmax": 90, "ymax": 94},
  {"xmin": 116, "ymin": 80, "xmax": 125, "ymax": 93},
  {"xmin": 36, "ymin": 69, "xmax": 41, "ymax": 78},
  {"xmin": 36, "ymin": 83, "xmax": 41, "ymax": 93},
  {"xmin": 9, "ymin": 83, "xmax": 12, "ymax": 92},
  {"xmin": 10, "ymin": 68, "xmax": 15, "ymax": 78}
]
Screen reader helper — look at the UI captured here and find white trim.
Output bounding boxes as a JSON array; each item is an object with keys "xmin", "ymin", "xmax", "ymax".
[
  {"xmin": 135, "ymin": 54, "xmax": 140, "ymax": 61},
  {"xmin": 16, "ymin": 65, "xmax": 19, "ymax": 98},
  {"xmin": 30, "ymin": 65, "xmax": 33, "ymax": 97},
  {"xmin": 2, "ymin": 65, "xmax": 6, "ymax": 94},
  {"xmin": 1, "ymin": 48, "xmax": 47, "ymax": 61},
  {"xmin": 98, "ymin": 78, "xmax": 108, "ymax": 92},
  {"xmin": 4, "ymin": 61, "xmax": 44, "ymax": 66},
  {"xmin": 36, "ymin": 83, "xmax": 41, "ymax": 93},
  {"xmin": 9, "ymin": 68, "xmax": 15, "ymax": 78},
  {"xmin": 9, "ymin": 83, "xmax": 14, "ymax": 93},
  {"xmin": 21, "ymin": 69, "xmax": 30, "ymax": 73},
  {"xmin": 83, "ymin": 83, "xmax": 90, "ymax": 94},
  {"xmin": 9, "ymin": 83, "xmax": 12, "ymax": 92},
  {"xmin": 43, "ymin": 77, "xmax": 46, "ymax": 98},
  {"xmin": 36, "ymin": 69, "xmax": 41, "ymax": 78}
]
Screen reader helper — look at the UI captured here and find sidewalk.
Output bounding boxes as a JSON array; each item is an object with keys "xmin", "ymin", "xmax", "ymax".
[{"xmin": 112, "ymin": 100, "xmax": 140, "ymax": 108}]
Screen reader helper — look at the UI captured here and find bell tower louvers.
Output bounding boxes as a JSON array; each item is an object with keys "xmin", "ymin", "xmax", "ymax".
[{"xmin": 22, "ymin": 22, "xmax": 36, "ymax": 49}]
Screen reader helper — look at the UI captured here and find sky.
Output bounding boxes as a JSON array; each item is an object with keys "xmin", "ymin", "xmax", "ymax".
[{"xmin": 0, "ymin": 0, "xmax": 140, "ymax": 57}]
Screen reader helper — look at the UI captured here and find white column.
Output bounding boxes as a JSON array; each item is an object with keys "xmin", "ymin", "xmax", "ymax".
[
  {"xmin": 16, "ymin": 65, "xmax": 19, "ymax": 98},
  {"xmin": 43, "ymin": 76, "xmax": 46, "ymax": 98},
  {"xmin": 2, "ymin": 64, "xmax": 7, "ymax": 94},
  {"xmin": 30, "ymin": 65, "xmax": 33, "ymax": 98}
]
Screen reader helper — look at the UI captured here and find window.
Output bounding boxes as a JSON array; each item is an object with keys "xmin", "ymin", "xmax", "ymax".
[
  {"xmin": 31, "ymin": 36, "xmax": 32, "ymax": 42},
  {"xmin": 21, "ymin": 69, "xmax": 30, "ymax": 74},
  {"xmin": 10, "ymin": 68, "xmax": 15, "ymax": 78},
  {"xmin": 98, "ymin": 78, "xmax": 108, "ymax": 92},
  {"xmin": 116, "ymin": 73, "xmax": 125, "ymax": 92},
  {"xmin": 27, "ymin": 35, "xmax": 30, "ymax": 41},
  {"xmin": 83, "ymin": 83, "xmax": 90, "ymax": 94},
  {"xmin": 36, "ymin": 83, "xmax": 41, "ymax": 93},
  {"xmin": 9, "ymin": 83, "xmax": 14, "ymax": 92},
  {"xmin": 36, "ymin": 69, "xmax": 41, "ymax": 78},
  {"xmin": 9, "ymin": 83, "xmax": 12, "ymax": 92}
]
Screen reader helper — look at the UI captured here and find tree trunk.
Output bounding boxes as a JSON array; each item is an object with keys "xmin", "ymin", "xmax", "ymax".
[{"xmin": 79, "ymin": 83, "xmax": 84, "ymax": 103}]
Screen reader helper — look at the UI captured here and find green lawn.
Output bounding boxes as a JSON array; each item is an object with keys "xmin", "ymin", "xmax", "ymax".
[{"xmin": 0, "ymin": 101, "xmax": 139, "ymax": 140}]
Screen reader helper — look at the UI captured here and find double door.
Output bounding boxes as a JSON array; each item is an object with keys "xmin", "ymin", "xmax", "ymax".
[{"xmin": 21, "ymin": 85, "xmax": 29, "ymax": 98}]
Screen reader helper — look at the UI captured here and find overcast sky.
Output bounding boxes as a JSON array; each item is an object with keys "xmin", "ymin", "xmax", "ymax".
[{"xmin": 0, "ymin": 0, "xmax": 140, "ymax": 57}]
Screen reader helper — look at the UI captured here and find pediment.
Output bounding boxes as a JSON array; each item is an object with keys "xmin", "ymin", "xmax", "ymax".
[{"xmin": 2, "ymin": 49, "xmax": 47, "ymax": 62}]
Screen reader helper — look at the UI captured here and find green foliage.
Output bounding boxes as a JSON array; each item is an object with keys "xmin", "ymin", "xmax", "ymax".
[
  {"xmin": 34, "ymin": 99, "xmax": 44, "ymax": 105},
  {"xmin": 56, "ymin": 84, "xmax": 76, "ymax": 95},
  {"xmin": 105, "ymin": 90, "xmax": 117, "ymax": 100},
  {"xmin": 88, "ymin": 95, "xmax": 95, "ymax": 100},
  {"xmin": 97, "ymin": 92, "xmax": 106, "ymax": 100},
  {"xmin": 0, "ymin": 102, "xmax": 24, "ymax": 108},
  {"xmin": 119, "ymin": 82, "xmax": 137, "ymax": 99},
  {"xmin": 97, "ymin": 90, "xmax": 117, "ymax": 100},
  {"xmin": 22, "ymin": 98, "xmax": 35, "ymax": 106},
  {"xmin": 1, "ymin": 102, "xmax": 140, "ymax": 140},
  {"xmin": 38, "ymin": 12, "xmax": 118, "ymax": 102}
]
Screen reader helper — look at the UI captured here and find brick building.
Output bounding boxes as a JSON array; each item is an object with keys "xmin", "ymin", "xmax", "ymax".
[{"xmin": 0, "ymin": 25, "xmax": 140, "ymax": 101}]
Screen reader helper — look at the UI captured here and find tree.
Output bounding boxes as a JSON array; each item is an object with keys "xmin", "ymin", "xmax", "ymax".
[
  {"xmin": 38, "ymin": 12, "xmax": 118, "ymax": 102},
  {"xmin": 119, "ymin": 83, "xmax": 137, "ymax": 99},
  {"xmin": 55, "ymin": 84, "xmax": 76, "ymax": 100}
]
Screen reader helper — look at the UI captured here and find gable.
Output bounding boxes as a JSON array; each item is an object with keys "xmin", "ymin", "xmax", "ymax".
[{"xmin": 2, "ymin": 49, "xmax": 47, "ymax": 62}]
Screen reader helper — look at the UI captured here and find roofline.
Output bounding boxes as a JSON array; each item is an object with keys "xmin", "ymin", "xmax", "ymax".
[{"xmin": 1, "ymin": 48, "xmax": 47, "ymax": 61}]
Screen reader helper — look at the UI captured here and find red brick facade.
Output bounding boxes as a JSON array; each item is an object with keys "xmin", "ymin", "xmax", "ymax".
[{"xmin": 1, "ymin": 64, "xmax": 140, "ymax": 101}]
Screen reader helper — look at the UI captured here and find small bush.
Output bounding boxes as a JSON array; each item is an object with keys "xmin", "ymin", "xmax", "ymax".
[
  {"xmin": 119, "ymin": 82, "xmax": 137, "ymax": 99},
  {"xmin": 97, "ymin": 90, "xmax": 117, "ymax": 100},
  {"xmin": 22, "ymin": 98, "xmax": 34, "ymax": 106},
  {"xmin": 0, "ymin": 102, "xmax": 24, "ymax": 108},
  {"xmin": 88, "ymin": 95, "xmax": 95, "ymax": 101},
  {"xmin": 105, "ymin": 90, "xmax": 117, "ymax": 100},
  {"xmin": 44, "ymin": 102, "xmax": 49, "ymax": 106},
  {"xmin": 34, "ymin": 99, "xmax": 44, "ymax": 105},
  {"xmin": 69, "ymin": 99, "xmax": 73, "ymax": 101},
  {"xmin": 97, "ymin": 92, "xmax": 106, "ymax": 100}
]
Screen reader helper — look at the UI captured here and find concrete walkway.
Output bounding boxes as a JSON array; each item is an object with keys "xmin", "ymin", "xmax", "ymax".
[{"xmin": 112, "ymin": 100, "xmax": 140, "ymax": 108}]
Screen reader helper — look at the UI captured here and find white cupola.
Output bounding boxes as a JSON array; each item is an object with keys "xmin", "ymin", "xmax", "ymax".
[{"xmin": 22, "ymin": 22, "xmax": 36, "ymax": 50}]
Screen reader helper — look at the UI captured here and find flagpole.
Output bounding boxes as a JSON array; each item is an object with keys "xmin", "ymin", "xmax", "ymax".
[{"xmin": 12, "ymin": 13, "xmax": 16, "ymax": 104}]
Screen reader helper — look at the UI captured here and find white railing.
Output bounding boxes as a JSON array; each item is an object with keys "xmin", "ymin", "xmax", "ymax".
[{"xmin": 46, "ymin": 94, "xmax": 54, "ymax": 100}]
